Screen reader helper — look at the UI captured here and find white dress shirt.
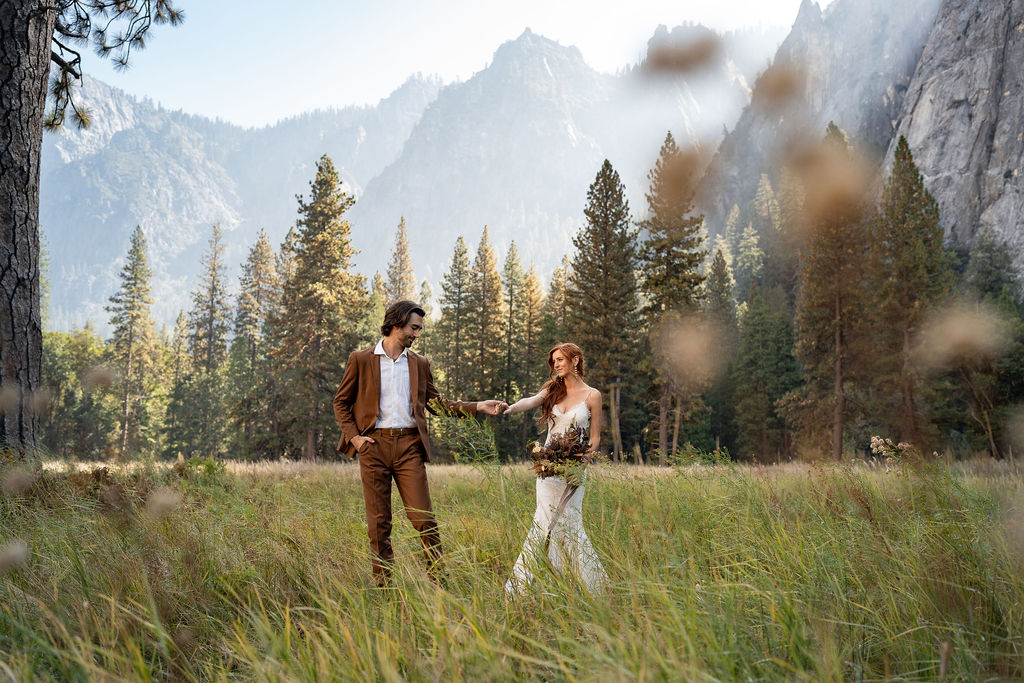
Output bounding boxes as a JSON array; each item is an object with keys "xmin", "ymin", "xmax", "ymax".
[{"xmin": 374, "ymin": 339, "xmax": 416, "ymax": 428}]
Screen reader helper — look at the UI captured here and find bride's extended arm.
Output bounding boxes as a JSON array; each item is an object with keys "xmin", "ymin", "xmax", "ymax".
[
  {"xmin": 587, "ymin": 389, "xmax": 603, "ymax": 452},
  {"xmin": 502, "ymin": 390, "xmax": 546, "ymax": 415}
]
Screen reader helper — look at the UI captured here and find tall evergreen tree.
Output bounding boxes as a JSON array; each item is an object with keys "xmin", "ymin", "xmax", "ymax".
[
  {"xmin": 724, "ymin": 204, "xmax": 743, "ymax": 256},
  {"xmin": 963, "ymin": 228, "xmax": 1019, "ymax": 303},
  {"xmin": 639, "ymin": 132, "xmax": 708, "ymax": 461},
  {"xmin": 229, "ymin": 230, "xmax": 279, "ymax": 458},
  {"xmin": 734, "ymin": 224, "xmax": 764, "ymax": 300},
  {"xmin": 385, "ymin": 217, "xmax": 417, "ymax": 303},
  {"xmin": 182, "ymin": 224, "xmax": 232, "ymax": 458},
  {"xmin": 794, "ymin": 123, "xmax": 872, "ymax": 459},
  {"xmin": 732, "ymin": 284, "xmax": 800, "ymax": 461},
  {"xmin": 270, "ymin": 154, "xmax": 367, "ymax": 459},
  {"xmin": 539, "ymin": 255, "xmax": 572, "ymax": 353},
  {"xmin": 500, "ymin": 242, "xmax": 528, "ymax": 401},
  {"xmin": 870, "ymin": 135, "xmax": 953, "ymax": 446},
  {"xmin": 704, "ymin": 248, "xmax": 740, "ymax": 451},
  {"xmin": 436, "ymin": 237, "xmax": 473, "ymax": 396},
  {"xmin": 187, "ymin": 224, "xmax": 231, "ymax": 374},
  {"xmin": 162, "ymin": 312, "xmax": 193, "ymax": 459},
  {"xmin": 466, "ymin": 227, "xmax": 505, "ymax": 398},
  {"xmin": 570, "ymin": 160, "xmax": 641, "ymax": 459},
  {"xmin": 105, "ymin": 225, "xmax": 159, "ymax": 457}
]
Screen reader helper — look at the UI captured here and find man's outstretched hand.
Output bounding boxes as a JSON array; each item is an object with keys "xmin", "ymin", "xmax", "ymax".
[{"xmin": 478, "ymin": 400, "xmax": 508, "ymax": 416}]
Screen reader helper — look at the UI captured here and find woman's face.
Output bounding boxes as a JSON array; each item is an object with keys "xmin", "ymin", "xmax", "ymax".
[{"xmin": 551, "ymin": 350, "xmax": 574, "ymax": 378}]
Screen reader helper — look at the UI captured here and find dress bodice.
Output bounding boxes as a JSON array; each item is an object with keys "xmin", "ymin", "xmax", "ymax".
[{"xmin": 545, "ymin": 398, "xmax": 591, "ymax": 445}]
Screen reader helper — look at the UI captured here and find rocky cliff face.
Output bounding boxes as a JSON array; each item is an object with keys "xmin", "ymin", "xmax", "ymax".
[
  {"xmin": 885, "ymin": 0, "xmax": 1024, "ymax": 259},
  {"xmin": 695, "ymin": 0, "xmax": 943, "ymax": 234},
  {"xmin": 347, "ymin": 28, "xmax": 753, "ymax": 283},
  {"xmin": 40, "ymin": 75, "xmax": 441, "ymax": 331}
]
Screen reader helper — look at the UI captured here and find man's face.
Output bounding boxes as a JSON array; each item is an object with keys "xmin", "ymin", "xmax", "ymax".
[{"xmin": 394, "ymin": 313, "xmax": 423, "ymax": 348}]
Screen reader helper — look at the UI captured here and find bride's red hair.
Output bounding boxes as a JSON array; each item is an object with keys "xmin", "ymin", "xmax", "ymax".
[{"xmin": 537, "ymin": 342, "xmax": 585, "ymax": 426}]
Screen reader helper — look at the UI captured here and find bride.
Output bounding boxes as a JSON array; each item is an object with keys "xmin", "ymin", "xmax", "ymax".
[{"xmin": 500, "ymin": 342, "xmax": 607, "ymax": 595}]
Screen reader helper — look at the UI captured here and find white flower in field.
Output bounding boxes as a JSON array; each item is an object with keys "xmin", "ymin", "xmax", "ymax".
[
  {"xmin": 0, "ymin": 540, "xmax": 29, "ymax": 572},
  {"xmin": 146, "ymin": 486, "xmax": 181, "ymax": 518},
  {"xmin": 694, "ymin": 582, "xmax": 702, "ymax": 592}
]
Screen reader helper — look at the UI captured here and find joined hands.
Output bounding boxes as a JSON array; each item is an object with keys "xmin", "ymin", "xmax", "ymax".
[{"xmin": 478, "ymin": 400, "xmax": 510, "ymax": 416}]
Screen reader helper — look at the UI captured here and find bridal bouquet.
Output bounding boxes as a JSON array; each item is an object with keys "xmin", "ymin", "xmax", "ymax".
[{"xmin": 528, "ymin": 423, "xmax": 599, "ymax": 486}]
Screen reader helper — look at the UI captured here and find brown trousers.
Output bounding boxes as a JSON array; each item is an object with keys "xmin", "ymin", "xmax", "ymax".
[{"xmin": 357, "ymin": 431, "xmax": 441, "ymax": 582}]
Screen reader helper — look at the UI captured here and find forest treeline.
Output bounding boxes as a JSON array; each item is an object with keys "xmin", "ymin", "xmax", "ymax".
[{"xmin": 40, "ymin": 124, "xmax": 1024, "ymax": 463}]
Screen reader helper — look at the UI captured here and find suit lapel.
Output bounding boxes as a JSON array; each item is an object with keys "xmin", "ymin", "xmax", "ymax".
[{"xmin": 369, "ymin": 348, "xmax": 381, "ymax": 413}]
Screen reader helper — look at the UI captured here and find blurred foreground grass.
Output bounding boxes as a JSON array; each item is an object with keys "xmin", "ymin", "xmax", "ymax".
[{"xmin": 1, "ymin": 457, "xmax": 1023, "ymax": 680}]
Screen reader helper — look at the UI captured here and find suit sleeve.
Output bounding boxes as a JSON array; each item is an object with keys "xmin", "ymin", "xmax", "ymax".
[
  {"xmin": 333, "ymin": 352, "xmax": 361, "ymax": 450},
  {"xmin": 424, "ymin": 358, "xmax": 477, "ymax": 417}
]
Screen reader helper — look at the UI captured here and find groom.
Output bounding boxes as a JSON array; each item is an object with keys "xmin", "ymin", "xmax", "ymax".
[{"xmin": 333, "ymin": 300, "xmax": 504, "ymax": 585}]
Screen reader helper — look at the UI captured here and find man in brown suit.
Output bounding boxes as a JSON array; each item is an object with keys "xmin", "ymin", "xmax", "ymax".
[{"xmin": 333, "ymin": 300, "xmax": 504, "ymax": 584}]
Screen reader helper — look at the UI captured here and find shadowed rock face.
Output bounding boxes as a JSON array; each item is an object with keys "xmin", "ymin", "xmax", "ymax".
[
  {"xmin": 885, "ymin": 0, "xmax": 1024, "ymax": 258},
  {"xmin": 695, "ymin": 0, "xmax": 943, "ymax": 235}
]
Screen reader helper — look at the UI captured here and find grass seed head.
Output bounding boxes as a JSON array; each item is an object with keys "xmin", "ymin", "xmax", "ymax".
[
  {"xmin": 0, "ymin": 384, "xmax": 19, "ymax": 415},
  {"xmin": 84, "ymin": 366, "xmax": 115, "ymax": 392},
  {"xmin": 2, "ymin": 467, "xmax": 39, "ymax": 497},
  {"xmin": 751, "ymin": 61, "xmax": 805, "ymax": 112},
  {"xmin": 915, "ymin": 302, "xmax": 1012, "ymax": 369},
  {"xmin": 0, "ymin": 540, "xmax": 29, "ymax": 573},
  {"xmin": 644, "ymin": 33, "xmax": 722, "ymax": 75},
  {"xmin": 146, "ymin": 486, "xmax": 182, "ymax": 518}
]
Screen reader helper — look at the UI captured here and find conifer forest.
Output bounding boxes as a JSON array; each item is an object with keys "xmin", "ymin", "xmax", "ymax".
[{"xmin": 37, "ymin": 130, "xmax": 1024, "ymax": 465}]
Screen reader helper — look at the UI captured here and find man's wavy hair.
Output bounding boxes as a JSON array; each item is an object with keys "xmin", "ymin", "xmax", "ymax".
[{"xmin": 381, "ymin": 300, "xmax": 426, "ymax": 337}]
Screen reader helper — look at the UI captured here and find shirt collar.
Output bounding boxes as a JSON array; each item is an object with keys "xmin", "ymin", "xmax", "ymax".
[{"xmin": 374, "ymin": 339, "xmax": 409, "ymax": 360}]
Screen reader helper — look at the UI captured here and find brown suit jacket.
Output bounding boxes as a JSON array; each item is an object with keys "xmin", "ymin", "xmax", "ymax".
[{"xmin": 333, "ymin": 346, "xmax": 477, "ymax": 462}]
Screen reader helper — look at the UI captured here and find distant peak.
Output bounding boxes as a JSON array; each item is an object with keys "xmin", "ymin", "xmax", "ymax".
[{"xmin": 794, "ymin": 0, "xmax": 823, "ymax": 27}]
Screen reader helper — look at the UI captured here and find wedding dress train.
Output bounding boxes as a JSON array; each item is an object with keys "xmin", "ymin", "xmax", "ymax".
[{"xmin": 505, "ymin": 399, "xmax": 607, "ymax": 596}]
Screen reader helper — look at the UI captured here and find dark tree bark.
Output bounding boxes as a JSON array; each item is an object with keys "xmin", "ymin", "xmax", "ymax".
[{"xmin": 0, "ymin": 1, "xmax": 55, "ymax": 454}]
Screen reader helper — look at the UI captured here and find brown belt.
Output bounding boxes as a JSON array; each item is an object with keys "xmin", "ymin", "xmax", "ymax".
[{"xmin": 371, "ymin": 427, "xmax": 418, "ymax": 437}]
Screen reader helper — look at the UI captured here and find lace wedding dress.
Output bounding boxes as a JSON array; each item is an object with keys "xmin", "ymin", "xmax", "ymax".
[{"xmin": 505, "ymin": 398, "xmax": 607, "ymax": 596}]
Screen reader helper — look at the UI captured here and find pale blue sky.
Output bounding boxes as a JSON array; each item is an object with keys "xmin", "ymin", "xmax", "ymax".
[{"xmin": 84, "ymin": 0, "xmax": 834, "ymax": 128}]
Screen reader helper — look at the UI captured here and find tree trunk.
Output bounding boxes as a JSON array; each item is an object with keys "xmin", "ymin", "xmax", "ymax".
[
  {"xmin": 119, "ymin": 335, "xmax": 134, "ymax": 458},
  {"xmin": 832, "ymin": 292, "xmax": 843, "ymax": 461},
  {"xmin": 900, "ymin": 325, "xmax": 918, "ymax": 447},
  {"xmin": 609, "ymin": 383, "xmax": 622, "ymax": 462},
  {"xmin": 670, "ymin": 398, "xmax": 681, "ymax": 460},
  {"xmin": 657, "ymin": 384, "xmax": 669, "ymax": 465},
  {"xmin": 0, "ymin": 1, "xmax": 54, "ymax": 455}
]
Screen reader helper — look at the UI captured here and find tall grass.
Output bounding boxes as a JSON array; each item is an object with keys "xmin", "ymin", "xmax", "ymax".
[{"xmin": 1, "ymin": 456, "xmax": 1022, "ymax": 680}]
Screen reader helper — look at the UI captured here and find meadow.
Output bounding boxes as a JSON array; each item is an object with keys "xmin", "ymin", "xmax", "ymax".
[{"xmin": 1, "ymin": 455, "xmax": 1022, "ymax": 681}]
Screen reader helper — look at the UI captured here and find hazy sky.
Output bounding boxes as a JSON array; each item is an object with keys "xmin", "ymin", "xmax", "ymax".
[{"xmin": 83, "ymin": 0, "xmax": 835, "ymax": 128}]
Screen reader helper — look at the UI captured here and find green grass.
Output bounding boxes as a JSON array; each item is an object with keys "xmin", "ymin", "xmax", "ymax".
[{"xmin": 1, "ymin": 457, "xmax": 1022, "ymax": 681}]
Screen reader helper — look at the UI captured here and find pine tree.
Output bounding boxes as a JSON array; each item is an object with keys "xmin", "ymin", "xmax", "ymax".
[
  {"xmin": 704, "ymin": 249, "xmax": 740, "ymax": 451},
  {"xmin": 229, "ymin": 230, "xmax": 279, "ymax": 458},
  {"xmin": 734, "ymin": 223, "xmax": 764, "ymax": 300},
  {"xmin": 187, "ymin": 224, "xmax": 231, "ymax": 375},
  {"xmin": 500, "ymin": 242, "xmax": 528, "ymax": 401},
  {"xmin": 570, "ymin": 160, "xmax": 641, "ymax": 460},
  {"xmin": 105, "ymin": 226, "xmax": 159, "ymax": 458},
  {"xmin": 162, "ymin": 311, "xmax": 192, "ymax": 459},
  {"xmin": 183, "ymin": 224, "xmax": 232, "ymax": 458},
  {"xmin": 639, "ymin": 133, "xmax": 708, "ymax": 461},
  {"xmin": 724, "ymin": 204, "xmax": 743, "ymax": 256},
  {"xmin": 385, "ymin": 217, "xmax": 417, "ymax": 303},
  {"xmin": 465, "ymin": 227, "xmax": 505, "ymax": 398},
  {"xmin": 436, "ymin": 237, "xmax": 473, "ymax": 396},
  {"xmin": 732, "ymin": 284, "xmax": 800, "ymax": 461},
  {"xmin": 270, "ymin": 154, "xmax": 367, "ymax": 459},
  {"xmin": 870, "ymin": 135, "xmax": 953, "ymax": 446},
  {"xmin": 964, "ymin": 228, "xmax": 1019, "ymax": 303},
  {"xmin": 539, "ymin": 255, "xmax": 572, "ymax": 353},
  {"xmin": 794, "ymin": 123, "xmax": 872, "ymax": 459},
  {"xmin": 750, "ymin": 174, "xmax": 781, "ymax": 237}
]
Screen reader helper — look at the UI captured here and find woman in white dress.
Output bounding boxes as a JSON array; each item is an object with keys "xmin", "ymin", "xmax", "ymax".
[{"xmin": 500, "ymin": 342, "xmax": 607, "ymax": 596}]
